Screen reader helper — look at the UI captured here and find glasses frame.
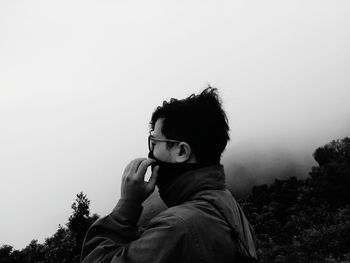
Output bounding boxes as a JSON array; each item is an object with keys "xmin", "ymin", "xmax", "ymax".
[{"xmin": 148, "ymin": 135, "xmax": 182, "ymax": 152}]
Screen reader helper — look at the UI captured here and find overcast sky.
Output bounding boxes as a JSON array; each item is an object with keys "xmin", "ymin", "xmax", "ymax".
[{"xmin": 1, "ymin": 0, "xmax": 349, "ymax": 249}]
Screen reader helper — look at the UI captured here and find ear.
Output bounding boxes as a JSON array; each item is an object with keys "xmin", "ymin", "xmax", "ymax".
[{"xmin": 175, "ymin": 142, "xmax": 192, "ymax": 163}]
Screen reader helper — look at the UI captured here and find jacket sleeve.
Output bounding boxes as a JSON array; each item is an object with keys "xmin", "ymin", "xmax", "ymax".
[{"xmin": 80, "ymin": 199, "xmax": 193, "ymax": 263}]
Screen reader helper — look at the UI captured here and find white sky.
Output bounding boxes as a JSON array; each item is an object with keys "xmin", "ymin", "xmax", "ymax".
[{"xmin": 1, "ymin": 0, "xmax": 349, "ymax": 249}]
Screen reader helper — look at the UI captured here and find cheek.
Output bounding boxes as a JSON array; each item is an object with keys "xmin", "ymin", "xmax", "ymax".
[
  {"xmin": 152, "ymin": 145, "xmax": 162, "ymax": 158},
  {"xmin": 154, "ymin": 145, "xmax": 172, "ymax": 162}
]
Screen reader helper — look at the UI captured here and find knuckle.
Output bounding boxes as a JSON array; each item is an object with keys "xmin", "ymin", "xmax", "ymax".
[{"xmin": 125, "ymin": 176, "xmax": 137, "ymax": 184}]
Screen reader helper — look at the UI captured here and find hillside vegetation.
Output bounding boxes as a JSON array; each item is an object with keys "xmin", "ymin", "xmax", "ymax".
[{"xmin": 243, "ymin": 137, "xmax": 350, "ymax": 262}]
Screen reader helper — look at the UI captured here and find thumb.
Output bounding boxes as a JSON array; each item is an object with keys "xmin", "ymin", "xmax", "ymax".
[{"xmin": 146, "ymin": 165, "xmax": 159, "ymax": 192}]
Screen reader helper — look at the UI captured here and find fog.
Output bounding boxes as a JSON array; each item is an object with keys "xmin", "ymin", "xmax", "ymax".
[
  {"xmin": 224, "ymin": 126, "xmax": 350, "ymax": 196},
  {"xmin": 224, "ymin": 141, "xmax": 317, "ymax": 198},
  {"xmin": 1, "ymin": 0, "xmax": 350, "ymax": 249}
]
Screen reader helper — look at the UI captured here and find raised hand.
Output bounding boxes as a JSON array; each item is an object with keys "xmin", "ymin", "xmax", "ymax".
[{"xmin": 121, "ymin": 158, "xmax": 159, "ymax": 204}]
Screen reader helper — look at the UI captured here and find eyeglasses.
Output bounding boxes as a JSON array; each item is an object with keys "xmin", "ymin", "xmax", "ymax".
[{"xmin": 148, "ymin": 135, "xmax": 182, "ymax": 152}]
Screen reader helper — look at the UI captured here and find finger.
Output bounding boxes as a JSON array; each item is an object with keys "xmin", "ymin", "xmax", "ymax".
[
  {"xmin": 135, "ymin": 158, "xmax": 155, "ymax": 181},
  {"xmin": 130, "ymin": 158, "xmax": 147, "ymax": 173},
  {"xmin": 146, "ymin": 165, "xmax": 159, "ymax": 192},
  {"xmin": 122, "ymin": 162, "xmax": 133, "ymax": 179}
]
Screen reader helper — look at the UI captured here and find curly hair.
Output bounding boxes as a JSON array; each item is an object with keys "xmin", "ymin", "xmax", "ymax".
[{"xmin": 150, "ymin": 86, "xmax": 230, "ymax": 164}]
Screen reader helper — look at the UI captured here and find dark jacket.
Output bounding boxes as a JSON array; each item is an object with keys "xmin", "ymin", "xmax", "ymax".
[{"xmin": 81, "ymin": 165, "xmax": 257, "ymax": 262}]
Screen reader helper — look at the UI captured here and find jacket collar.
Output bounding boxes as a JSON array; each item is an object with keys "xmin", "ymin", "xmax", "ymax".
[{"xmin": 158, "ymin": 164, "xmax": 226, "ymax": 207}]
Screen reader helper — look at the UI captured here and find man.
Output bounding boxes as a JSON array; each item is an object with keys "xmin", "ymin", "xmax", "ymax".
[{"xmin": 81, "ymin": 87, "xmax": 257, "ymax": 262}]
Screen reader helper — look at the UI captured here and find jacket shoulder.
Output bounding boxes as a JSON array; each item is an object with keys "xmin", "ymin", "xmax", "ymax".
[
  {"xmin": 144, "ymin": 202, "xmax": 207, "ymax": 233},
  {"xmin": 145, "ymin": 205, "xmax": 193, "ymax": 231}
]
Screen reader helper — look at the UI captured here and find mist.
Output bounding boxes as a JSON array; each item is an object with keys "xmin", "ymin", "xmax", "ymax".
[
  {"xmin": 223, "ymin": 129, "xmax": 350, "ymax": 197},
  {"xmin": 1, "ymin": 0, "xmax": 350, "ymax": 250}
]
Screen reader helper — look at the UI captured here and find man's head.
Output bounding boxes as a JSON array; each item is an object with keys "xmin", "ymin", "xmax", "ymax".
[{"xmin": 149, "ymin": 87, "xmax": 230, "ymax": 165}]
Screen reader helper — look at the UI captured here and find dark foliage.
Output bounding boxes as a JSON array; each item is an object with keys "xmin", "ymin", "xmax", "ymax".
[
  {"xmin": 243, "ymin": 137, "xmax": 350, "ymax": 262},
  {"xmin": 67, "ymin": 192, "xmax": 99, "ymax": 259},
  {"xmin": 0, "ymin": 192, "xmax": 99, "ymax": 263}
]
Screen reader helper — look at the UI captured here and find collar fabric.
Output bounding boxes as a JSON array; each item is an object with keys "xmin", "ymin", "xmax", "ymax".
[{"xmin": 157, "ymin": 164, "xmax": 226, "ymax": 207}]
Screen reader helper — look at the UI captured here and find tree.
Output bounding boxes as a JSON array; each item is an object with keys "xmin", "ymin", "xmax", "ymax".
[
  {"xmin": 313, "ymin": 137, "xmax": 350, "ymax": 166},
  {"xmin": 0, "ymin": 192, "xmax": 99, "ymax": 263},
  {"xmin": 311, "ymin": 137, "xmax": 350, "ymax": 207},
  {"xmin": 20, "ymin": 239, "xmax": 45, "ymax": 263},
  {"xmin": 42, "ymin": 225, "xmax": 76, "ymax": 263},
  {"xmin": 67, "ymin": 192, "xmax": 99, "ymax": 260},
  {"xmin": 0, "ymin": 245, "xmax": 13, "ymax": 262},
  {"xmin": 242, "ymin": 137, "xmax": 350, "ymax": 262}
]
